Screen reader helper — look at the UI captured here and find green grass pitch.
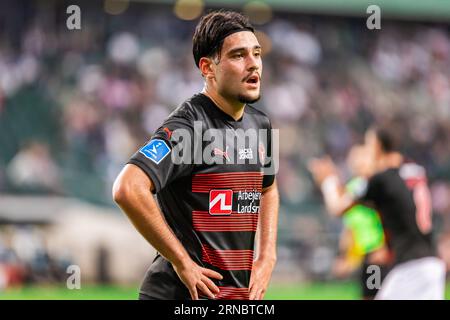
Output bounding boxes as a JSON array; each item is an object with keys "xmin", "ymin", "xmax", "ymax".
[{"xmin": 1, "ymin": 282, "xmax": 449, "ymax": 300}]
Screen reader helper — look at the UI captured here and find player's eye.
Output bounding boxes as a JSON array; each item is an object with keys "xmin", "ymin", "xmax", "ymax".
[{"xmin": 233, "ymin": 53, "xmax": 244, "ymax": 59}]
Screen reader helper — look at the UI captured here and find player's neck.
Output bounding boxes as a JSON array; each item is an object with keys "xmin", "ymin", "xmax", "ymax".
[
  {"xmin": 202, "ymin": 88, "xmax": 245, "ymax": 121},
  {"xmin": 377, "ymin": 153, "xmax": 403, "ymax": 171}
]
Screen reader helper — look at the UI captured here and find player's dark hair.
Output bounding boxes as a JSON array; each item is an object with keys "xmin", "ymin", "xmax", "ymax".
[
  {"xmin": 371, "ymin": 126, "xmax": 401, "ymax": 153},
  {"xmin": 192, "ymin": 10, "xmax": 254, "ymax": 68}
]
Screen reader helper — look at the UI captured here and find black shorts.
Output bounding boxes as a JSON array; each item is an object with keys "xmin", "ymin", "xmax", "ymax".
[
  {"xmin": 360, "ymin": 255, "xmax": 390, "ymax": 299},
  {"xmin": 138, "ymin": 292, "xmax": 159, "ymax": 300},
  {"xmin": 139, "ymin": 254, "xmax": 191, "ymax": 300}
]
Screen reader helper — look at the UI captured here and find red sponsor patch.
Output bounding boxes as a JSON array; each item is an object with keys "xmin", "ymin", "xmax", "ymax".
[{"xmin": 209, "ymin": 189, "xmax": 233, "ymax": 215}]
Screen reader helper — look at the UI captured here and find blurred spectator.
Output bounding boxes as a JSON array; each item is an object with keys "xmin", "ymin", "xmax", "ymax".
[{"xmin": 6, "ymin": 142, "xmax": 61, "ymax": 193}]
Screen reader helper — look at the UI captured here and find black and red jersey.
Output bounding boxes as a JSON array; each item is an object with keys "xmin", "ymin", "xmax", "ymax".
[
  {"xmin": 127, "ymin": 93, "xmax": 275, "ymax": 299},
  {"xmin": 356, "ymin": 162, "xmax": 436, "ymax": 265}
]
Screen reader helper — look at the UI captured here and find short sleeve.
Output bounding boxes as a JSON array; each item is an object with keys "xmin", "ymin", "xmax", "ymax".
[{"xmin": 128, "ymin": 115, "xmax": 194, "ymax": 194}]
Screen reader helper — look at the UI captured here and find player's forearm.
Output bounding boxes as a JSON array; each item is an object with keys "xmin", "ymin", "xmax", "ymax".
[
  {"xmin": 321, "ymin": 175, "xmax": 354, "ymax": 216},
  {"xmin": 113, "ymin": 168, "xmax": 191, "ymax": 268},
  {"xmin": 118, "ymin": 191, "xmax": 190, "ymax": 267},
  {"xmin": 257, "ymin": 182, "xmax": 279, "ymax": 263}
]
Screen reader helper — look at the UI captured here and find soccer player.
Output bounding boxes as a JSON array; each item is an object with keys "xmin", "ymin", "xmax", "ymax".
[
  {"xmin": 309, "ymin": 127, "xmax": 446, "ymax": 299},
  {"xmin": 332, "ymin": 145, "xmax": 389, "ymax": 299},
  {"xmin": 112, "ymin": 10, "xmax": 279, "ymax": 300}
]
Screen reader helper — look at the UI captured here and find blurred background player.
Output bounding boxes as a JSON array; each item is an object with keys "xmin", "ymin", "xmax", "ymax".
[
  {"xmin": 309, "ymin": 126, "xmax": 446, "ymax": 299},
  {"xmin": 331, "ymin": 145, "xmax": 389, "ymax": 299}
]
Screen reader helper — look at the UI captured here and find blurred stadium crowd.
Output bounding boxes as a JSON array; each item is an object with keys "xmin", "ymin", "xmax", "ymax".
[
  {"xmin": 0, "ymin": 1, "xmax": 449, "ymax": 287},
  {"xmin": 0, "ymin": 225, "xmax": 72, "ymax": 290}
]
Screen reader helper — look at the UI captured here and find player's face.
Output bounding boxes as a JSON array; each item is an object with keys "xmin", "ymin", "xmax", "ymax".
[
  {"xmin": 214, "ymin": 31, "xmax": 262, "ymax": 104},
  {"xmin": 347, "ymin": 145, "xmax": 374, "ymax": 177}
]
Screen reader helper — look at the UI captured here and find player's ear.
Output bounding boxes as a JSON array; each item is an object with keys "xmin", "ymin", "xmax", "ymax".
[{"xmin": 199, "ymin": 57, "xmax": 215, "ymax": 80}]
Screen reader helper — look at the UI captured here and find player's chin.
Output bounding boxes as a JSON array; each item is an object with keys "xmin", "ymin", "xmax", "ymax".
[{"xmin": 238, "ymin": 90, "xmax": 261, "ymax": 104}]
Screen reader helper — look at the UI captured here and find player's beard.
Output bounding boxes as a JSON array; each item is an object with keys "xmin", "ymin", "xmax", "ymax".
[
  {"xmin": 238, "ymin": 93, "xmax": 261, "ymax": 104},
  {"xmin": 219, "ymin": 85, "xmax": 261, "ymax": 104}
]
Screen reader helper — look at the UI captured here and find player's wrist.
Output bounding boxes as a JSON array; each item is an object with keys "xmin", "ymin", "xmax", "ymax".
[
  {"xmin": 256, "ymin": 252, "xmax": 277, "ymax": 266},
  {"xmin": 320, "ymin": 174, "xmax": 340, "ymax": 196},
  {"xmin": 171, "ymin": 252, "xmax": 193, "ymax": 270}
]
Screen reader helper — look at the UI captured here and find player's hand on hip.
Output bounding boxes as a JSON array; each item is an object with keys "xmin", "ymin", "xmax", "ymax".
[
  {"xmin": 173, "ymin": 258, "xmax": 223, "ymax": 300},
  {"xmin": 249, "ymin": 257, "xmax": 276, "ymax": 300}
]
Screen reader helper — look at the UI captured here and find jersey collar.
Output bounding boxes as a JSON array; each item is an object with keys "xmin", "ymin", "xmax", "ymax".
[{"xmin": 197, "ymin": 93, "xmax": 245, "ymax": 123}]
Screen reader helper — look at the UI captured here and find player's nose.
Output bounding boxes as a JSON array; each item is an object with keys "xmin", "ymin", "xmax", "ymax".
[{"xmin": 246, "ymin": 54, "xmax": 260, "ymax": 72}]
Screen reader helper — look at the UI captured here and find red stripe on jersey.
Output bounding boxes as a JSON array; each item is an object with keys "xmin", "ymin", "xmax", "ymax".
[
  {"xmin": 194, "ymin": 172, "xmax": 263, "ymax": 177},
  {"xmin": 216, "ymin": 286, "xmax": 250, "ymax": 300},
  {"xmin": 192, "ymin": 211, "xmax": 258, "ymax": 232},
  {"xmin": 201, "ymin": 245, "xmax": 254, "ymax": 271},
  {"xmin": 192, "ymin": 172, "xmax": 263, "ymax": 193},
  {"xmin": 199, "ymin": 286, "xmax": 250, "ymax": 300}
]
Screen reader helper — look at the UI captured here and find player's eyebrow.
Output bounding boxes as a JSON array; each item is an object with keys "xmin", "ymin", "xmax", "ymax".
[{"xmin": 226, "ymin": 45, "xmax": 261, "ymax": 56}]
